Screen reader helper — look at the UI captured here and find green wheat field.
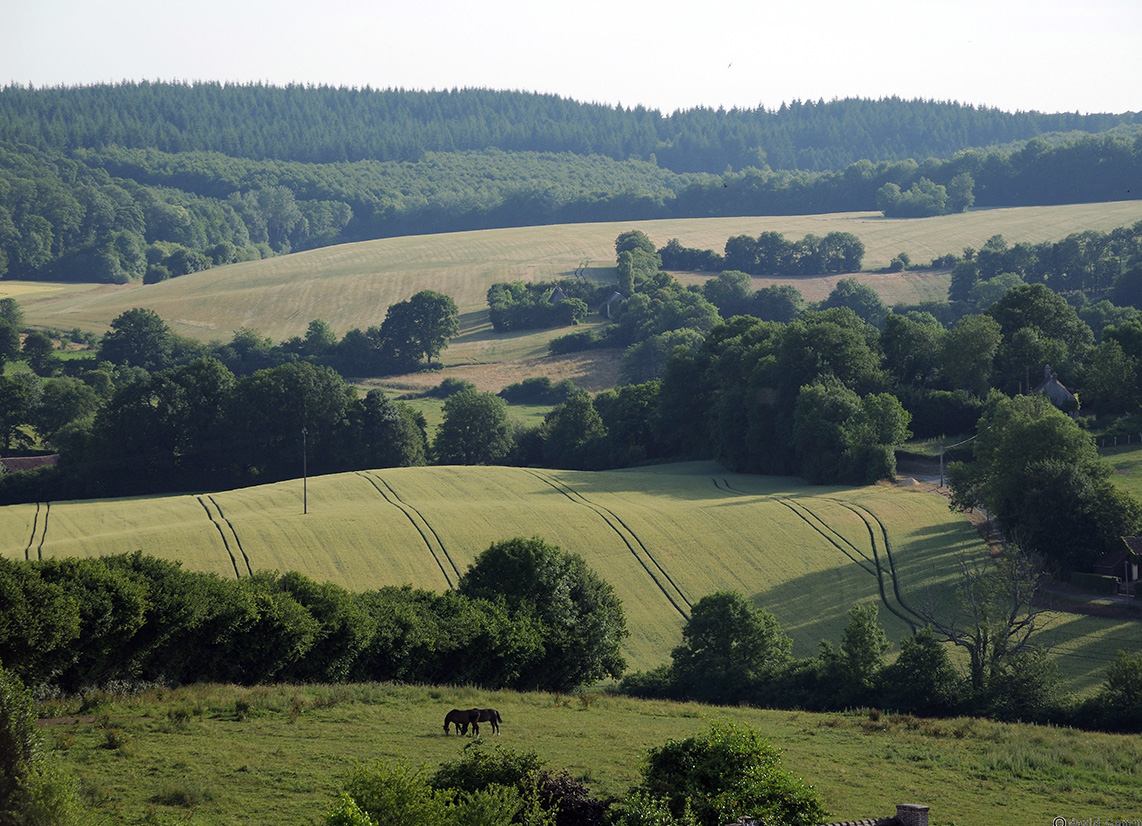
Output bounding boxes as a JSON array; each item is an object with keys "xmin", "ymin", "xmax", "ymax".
[{"xmin": 4, "ymin": 462, "xmax": 1139, "ymax": 694}]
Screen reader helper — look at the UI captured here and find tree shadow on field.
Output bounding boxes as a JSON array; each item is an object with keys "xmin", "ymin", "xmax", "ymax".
[
  {"xmin": 748, "ymin": 565, "xmax": 919, "ymax": 655},
  {"xmin": 556, "ymin": 266, "xmax": 615, "ymax": 284}
]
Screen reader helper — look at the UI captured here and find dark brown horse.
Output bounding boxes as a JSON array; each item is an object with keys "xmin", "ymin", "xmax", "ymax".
[
  {"xmin": 443, "ymin": 708, "xmax": 480, "ymax": 735},
  {"xmin": 474, "ymin": 708, "xmax": 503, "ymax": 735}
]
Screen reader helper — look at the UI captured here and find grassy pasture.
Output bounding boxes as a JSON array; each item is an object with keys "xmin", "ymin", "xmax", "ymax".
[
  {"xmin": 1103, "ymin": 442, "xmax": 1142, "ymax": 501},
  {"xmin": 40, "ymin": 681, "xmax": 1142, "ymax": 826},
  {"xmin": 14, "ymin": 202, "xmax": 1142, "ymax": 350},
  {"xmin": 4, "ymin": 462, "xmax": 1139, "ymax": 693}
]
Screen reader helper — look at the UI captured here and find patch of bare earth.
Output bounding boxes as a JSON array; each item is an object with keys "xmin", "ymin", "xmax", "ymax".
[{"xmin": 367, "ymin": 348, "xmax": 624, "ymax": 395}]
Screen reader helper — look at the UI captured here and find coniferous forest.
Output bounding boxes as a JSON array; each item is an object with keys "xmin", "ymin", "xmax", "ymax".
[{"xmin": 1, "ymin": 82, "xmax": 1140, "ymax": 283}]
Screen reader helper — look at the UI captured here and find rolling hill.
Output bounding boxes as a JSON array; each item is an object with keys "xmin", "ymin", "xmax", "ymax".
[
  {"xmin": 12, "ymin": 202, "xmax": 1142, "ymax": 355},
  {"xmin": 3, "ymin": 461, "xmax": 1137, "ymax": 694}
]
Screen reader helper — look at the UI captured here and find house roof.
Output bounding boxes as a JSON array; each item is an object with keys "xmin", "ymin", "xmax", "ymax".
[{"xmin": 0, "ymin": 454, "xmax": 59, "ymax": 473}]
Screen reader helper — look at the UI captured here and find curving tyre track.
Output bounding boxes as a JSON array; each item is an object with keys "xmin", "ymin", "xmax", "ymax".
[
  {"xmin": 526, "ymin": 469, "xmax": 691, "ymax": 619},
  {"xmin": 714, "ymin": 478, "xmax": 919, "ymax": 628},
  {"xmin": 834, "ymin": 500, "xmax": 923, "ymax": 627},
  {"xmin": 197, "ymin": 495, "xmax": 242, "ymax": 578},
  {"xmin": 357, "ymin": 472, "xmax": 460, "ymax": 588},
  {"xmin": 24, "ymin": 502, "xmax": 49, "ymax": 561}
]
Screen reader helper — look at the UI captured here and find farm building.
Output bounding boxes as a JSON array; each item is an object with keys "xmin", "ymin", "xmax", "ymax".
[
  {"xmin": 1093, "ymin": 537, "xmax": 1142, "ymax": 595},
  {"xmin": 1032, "ymin": 365, "xmax": 1078, "ymax": 410}
]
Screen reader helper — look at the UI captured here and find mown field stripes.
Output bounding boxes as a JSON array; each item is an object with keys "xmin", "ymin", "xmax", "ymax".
[
  {"xmin": 357, "ymin": 472, "xmax": 460, "ymax": 587},
  {"xmin": 524, "ymin": 469, "xmax": 692, "ymax": 619}
]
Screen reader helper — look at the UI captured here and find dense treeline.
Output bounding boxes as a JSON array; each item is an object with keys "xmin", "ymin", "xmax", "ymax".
[
  {"xmin": 0, "ymin": 537, "xmax": 626, "ymax": 694},
  {"xmin": 1, "ymin": 83, "xmax": 1140, "ymax": 283},
  {"xmin": 3, "ymin": 83, "xmax": 1137, "ymax": 173},
  {"xmin": 660, "ymin": 229, "xmax": 865, "ymax": 275}
]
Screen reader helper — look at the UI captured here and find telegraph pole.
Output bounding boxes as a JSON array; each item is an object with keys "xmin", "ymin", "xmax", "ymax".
[{"xmin": 301, "ymin": 427, "xmax": 308, "ymax": 515}]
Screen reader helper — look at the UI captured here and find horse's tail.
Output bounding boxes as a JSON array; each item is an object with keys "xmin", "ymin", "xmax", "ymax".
[{"xmin": 496, "ymin": 710, "xmax": 504, "ymax": 724}]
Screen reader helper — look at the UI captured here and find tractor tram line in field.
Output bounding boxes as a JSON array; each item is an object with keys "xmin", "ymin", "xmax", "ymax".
[
  {"xmin": 836, "ymin": 500, "xmax": 925, "ymax": 626},
  {"xmin": 23, "ymin": 501, "xmax": 49, "ymax": 561},
  {"xmin": 356, "ymin": 472, "xmax": 460, "ymax": 588},
  {"xmin": 830, "ymin": 500, "xmax": 920, "ymax": 631},
  {"xmin": 775, "ymin": 499, "xmax": 876, "ymax": 575},
  {"xmin": 757, "ymin": 492, "xmax": 916, "ymax": 630},
  {"xmin": 208, "ymin": 496, "xmax": 253, "ymax": 577},
  {"xmin": 197, "ymin": 496, "xmax": 246, "ymax": 579},
  {"xmin": 524, "ymin": 469, "xmax": 692, "ymax": 619}
]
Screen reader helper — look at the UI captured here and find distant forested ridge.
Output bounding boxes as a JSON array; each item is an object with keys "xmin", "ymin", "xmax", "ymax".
[
  {"xmin": 1, "ymin": 82, "xmax": 1140, "ymax": 283},
  {"xmin": 3, "ymin": 82, "xmax": 1138, "ymax": 172}
]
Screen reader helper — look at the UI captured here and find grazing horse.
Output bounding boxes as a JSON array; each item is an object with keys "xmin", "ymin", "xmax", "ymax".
[
  {"xmin": 443, "ymin": 708, "xmax": 480, "ymax": 735},
  {"xmin": 474, "ymin": 708, "xmax": 503, "ymax": 735}
]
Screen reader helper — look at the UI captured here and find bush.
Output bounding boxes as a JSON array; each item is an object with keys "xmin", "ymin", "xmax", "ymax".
[
  {"xmin": 499, "ymin": 377, "xmax": 581, "ymax": 405},
  {"xmin": 548, "ymin": 330, "xmax": 600, "ymax": 355},
  {"xmin": 342, "ymin": 760, "xmax": 447, "ymax": 826},
  {"xmin": 0, "ymin": 664, "xmax": 86, "ymax": 825},
  {"xmin": 427, "ymin": 377, "xmax": 477, "ymax": 398},
  {"xmin": 430, "ymin": 741, "xmax": 607, "ymax": 826},
  {"xmin": 638, "ymin": 721, "xmax": 826, "ymax": 826}
]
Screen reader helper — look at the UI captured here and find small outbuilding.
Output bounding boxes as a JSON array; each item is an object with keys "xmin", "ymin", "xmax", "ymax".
[{"xmin": 1032, "ymin": 365, "xmax": 1078, "ymax": 411}]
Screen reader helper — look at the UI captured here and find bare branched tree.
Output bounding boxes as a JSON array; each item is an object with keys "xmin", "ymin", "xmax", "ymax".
[{"xmin": 916, "ymin": 543, "xmax": 1050, "ymax": 695}]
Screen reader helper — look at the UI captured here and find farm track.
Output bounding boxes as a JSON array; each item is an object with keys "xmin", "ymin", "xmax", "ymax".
[
  {"xmin": 23, "ymin": 502, "xmax": 48, "ymax": 561},
  {"xmin": 197, "ymin": 496, "xmax": 244, "ymax": 579},
  {"xmin": 524, "ymin": 469, "xmax": 692, "ymax": 619},
  {"xmin": 357, "ymin": 472, "xmax": 460, "ymax": 587},
  {"xmin": 775, "ymin": 498, "xmax": 876, "ymax": 575}
]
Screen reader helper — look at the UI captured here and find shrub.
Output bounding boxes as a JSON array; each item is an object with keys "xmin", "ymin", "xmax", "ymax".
[
  {"xmin": 430, "ymin": 741, "xmax": 607, "ymax": 826},
  {"xmin": 343, "ymin": 760, "xmax": 447, "ymax": 826},
  {"xmin": 429, "ymin": 377, "xmax": 478, "ymax": 398},
  {"xmin": 638, "ymin": 721, "xmax": 826, "ymax": 826},
  {"xmin": 0, "ymin": 664, "xmax": 86, "ymax": 825},
  {"xmin": 549, "ymin": 330, "xmax": 599, "ymax": 355}
]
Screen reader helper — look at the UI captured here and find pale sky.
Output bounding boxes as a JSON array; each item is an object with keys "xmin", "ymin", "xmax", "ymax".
[{"xmin": 2, "ymin": 0, "xmax": 1139, "ymax": 115}]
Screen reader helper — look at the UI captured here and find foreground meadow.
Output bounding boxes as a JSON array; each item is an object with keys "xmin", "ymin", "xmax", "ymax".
[{"xmin": 40, "ymin": 681, "xmax": 1142, "ymax": 826}]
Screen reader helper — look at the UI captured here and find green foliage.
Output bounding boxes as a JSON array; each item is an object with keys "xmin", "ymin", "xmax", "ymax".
[
  {"xmin": 792, "ymin": 381, "xmax": 911, "ymax": 485},
  {"xmin": 820, "ymin": 278, "xmax": 887, "ymax": 328},
  {"xmin": 720, "ymin": 231, "xmax": 864, "ymax": 275},
  {"xmin": 610, "ymin": 791, "xmax": 697, "ymax": 826},
  {"xmin": 378, "ymin": 290, "xmax": 459, "ymax": 369},
  {"xmin": 487, "ymin": 282, "xmax": 590, "ymax": 333},
  {"xmin": 1095, "ymin": 650, "xmax": 1142, "ymax": 730},
  {"xmin": 877, "ymin": 177, "xmax": 950, "ymax": 217},
  {"xmin": 342, "ymin": 760, "xmax": 449, "ymax": 826},
  {"xmin": 948, "ymin": 393, "xmax": 1142, "ymax": 567},
  {"xmin": 434, "ymin": 390, "xmax": 515, "ymax": 465},
  {"xmin": 0, "ymin": 664, "xmax": 85, "ymax": 826},
  {"xmin": 540, "ymin": 394, "xmax": 607, "ymax": 470},
  {"xmin": 498, "ymin": 377, "xmax": 580, "ymax": 405},
  {"xmin": 458, "ymin": 537, "xmax": 628, "ymax": 691},
  {"xmin": 877, "ymin": 627, "xmax": 962, "ymax": 716},
  {"xmin": 838, "ymin": 603, "xmax": 891, "ymax": 699},
  {"xmin": 670, "ymin": 592, "xmax": 792, "ymax": 706},
  {"xmin": 339, "ymin": 756, "xmax": 530, "ymax": 826},
  {"xmin": 638, "ymin": 721, "xmax": 826, "ymax": 826}
]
